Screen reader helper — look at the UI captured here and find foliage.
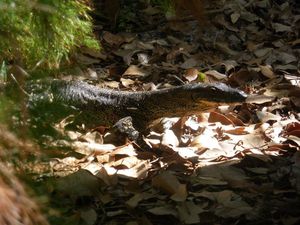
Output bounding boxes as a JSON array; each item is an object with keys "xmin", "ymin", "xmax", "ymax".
[
  {"xmin": 0, "ymin": 61, "xmax": 7, "ymax": 82},
  {"xmin": 0, "ymin": 0, "xmax": 99, "ymax": 69},
  {"xmin": 151, "ymin": 0, "xmax": 175, "ymax": 15}
]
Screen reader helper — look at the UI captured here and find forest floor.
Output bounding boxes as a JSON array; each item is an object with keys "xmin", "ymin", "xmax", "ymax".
[{"xmin": 3, "ymin": 1, "xmax": 300, "ymax": 225}]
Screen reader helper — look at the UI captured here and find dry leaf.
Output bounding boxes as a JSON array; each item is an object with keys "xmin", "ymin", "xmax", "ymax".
[
  {"xmin": 256, "ymin": 111, "xmax": 281, "ymax": 123},
  {"xmin": 225, "ymin": 114, "xmax": 245, "ymax": 126},
  {"xmin": 205, "ymin": 70, "xmax": 227, "ymax": 80},
  {"xmin": 224, "ymin": 127, "xmax": 248, "ymax": 135},
  {"xmin": 152, "ymin": 171, "xmax": 187, "ymax": 201},
  {"xmin": 148, "ymin": 205, "xmax": 177, "ymax": 216},
  {"xmin": 215, "ymin": 196, "xmax": 252, "ymax": 218},
  {"xmin": 126, "ymin": 193, "xmax": 153, "ymax": 208},
  {"xmin": 80, "ymin": 208, "xmax": 97, "ymax": 225},
  {"xmin": 254, "ymin": 48, "xmax": 272, "ymax": 58},
  {"xmin": 161, "ymin": 130, "xmax": 179, "ymax": 147},
  {"xmin": 120, "ymin": 78, "xmax": 135, "ymax": 87},
  {"xmin": 285, "ymin": 122, "xmax": 300, "ymax": 134},
  {"xmin": 197, "ymin": 164, "xmax": 250, "ymax": 188},
  {"xmin": 277, "ymin": 52, "xmax": 297, "ymax": 64},
  {"xmin": 272, "ymin": 23, "xmax": 292, "ymax": 33},
  {"xmin": 229, "ymin": 69, "xmax": 260, "ymax": 86},
  {"xmin": 71, "ymin": 142, "xmax": 115, "ymax": 155},
  {"xmin": 177, "ymin": 201, "xmax": 204, "ymax": 224},
  {"xmin": 191, "ymin": 132, "xmax": 221, "ymax": 150},
  {"xmin": 102, "ymin": 31, "xmax": 125, "ymax": 46},
  {"xmin": 96, "ymin": 166, "xmax": 118, "ymax": 186},
  {"xmin": 287, "ymin": 136, "xmax": 300, "ymax": 147},
  {"xmin": 259, "ymin": 65, "xmax": 275, "ymax": 79},
  {"xmin": 172, "ymin": 147, "xmax": 199, "ymax": 160},
  {"xmin": 116, "ymin": 160, "xmax": 150, "ymax": 179},
  {"xmin": 122, "ymin": 65, "xmax": 147, "ymax": 77},
  {"xmin": 230, "ymin": 12, "xmax": 240, "ymax": 23},
  {"xmin": 183, "ymin": 68, "xmax": 198, "ymax": 82},
  {"xmin": 55, "ymin": 169, "xmax": 103, "ymax": 201},
  {"xmin": 192, "ymin": 176, "xmax": 227, "ymax": 186},
  {"xmin": 208, "ymin": 112, "xmax": 234, "ymax": 125},
  {"xmin": 246, "ymin": 95, "xmax": 275, "ymax": 104},
  {"xmin": 196, "ymin": 190, "xmax": 252, "ymax": 218}
]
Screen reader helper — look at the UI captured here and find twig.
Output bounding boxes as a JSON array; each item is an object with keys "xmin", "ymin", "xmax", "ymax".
[{"xmin": 9, "ymin": 73, "xmax": 30, "ymax": 97}]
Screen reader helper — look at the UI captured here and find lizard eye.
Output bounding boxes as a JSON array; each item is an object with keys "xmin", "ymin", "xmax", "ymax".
[{"xmin": 209, "ymin": 86, "xmax": 218, "ymax": 91}]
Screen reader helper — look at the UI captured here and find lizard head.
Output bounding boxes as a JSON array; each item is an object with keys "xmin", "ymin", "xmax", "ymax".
[{"xmin": 189, "ymin": 83, "xmax": 247, "ymax": 104}]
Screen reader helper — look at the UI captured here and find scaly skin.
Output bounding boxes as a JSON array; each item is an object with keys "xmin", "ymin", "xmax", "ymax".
[{"xmin": 28, "ymin": 80, "xmax": 247, "ymax": 130}]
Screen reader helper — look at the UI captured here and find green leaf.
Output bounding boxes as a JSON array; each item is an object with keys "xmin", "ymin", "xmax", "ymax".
[{"xmin": 198, "ymin": 71, "xmax": 206, "ymax": 82}]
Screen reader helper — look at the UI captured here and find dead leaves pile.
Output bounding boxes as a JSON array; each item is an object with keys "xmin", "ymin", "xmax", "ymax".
[
  {"xmin": 49, "ymin": 102, "xmax": 300, "ymax": 224},
  {"xmin": 38, "ymin": 0, "xmax": 300, "ymax": 224}
]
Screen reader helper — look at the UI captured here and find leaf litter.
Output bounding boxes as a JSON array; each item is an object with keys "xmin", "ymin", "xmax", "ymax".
[{"xmin": 26, "ymin": 0, "xmax": 300, "ymax": 224}]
